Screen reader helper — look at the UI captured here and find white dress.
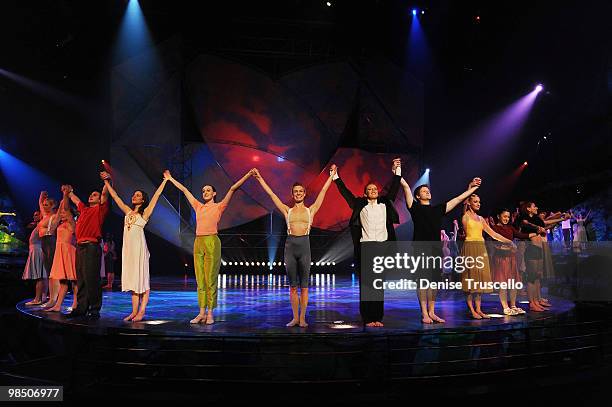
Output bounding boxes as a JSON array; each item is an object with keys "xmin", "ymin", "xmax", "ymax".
[{"xmin": 121, "ymin": 212, "xmax": 150, "ymax": 294}]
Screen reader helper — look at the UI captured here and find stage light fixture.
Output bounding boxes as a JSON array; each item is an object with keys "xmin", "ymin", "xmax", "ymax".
[
  {"xmin": 326, "ymin": 1, "xmax": 331, "ymax": 6},
  {"xmin": 421, "ymin": 10, "xmax": 425, "ymax": 15},
  {"xmin": 426, "ymin": 168, "xmax": 430, "ymax": 172},
  {"xmin": 523, "ymin": 161, "xmax": 528, "ymax": 166},
  {"xmin": 412, "ymin": 9, "xmax": 417, "ymax": 16},
  {"xmin": 535, "ymin": 84, "xmax": 543, "ymax": 92}
]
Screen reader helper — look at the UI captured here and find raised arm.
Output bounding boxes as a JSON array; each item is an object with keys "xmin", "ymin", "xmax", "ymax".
[
  {"xmin": 400, "ymin": 177, "xmax": 414, "ymax": 209},
  {"xmin": 101, "ymin": 177, "xmax": 131, "ymax": 215},
  {"xmin": 163, "ymin": 170, "xmax": 200, "ymax": 210},
  {"xmin": 452, "ymin": 219, "xmax": 459, "ymax": 241},
  {"xmin": 65, "ymin": 185, "xmax": 82, "ymax": 207},
  {"xmin": 38, "ymin": 191, "xmax": 47, "ymax": 214},
  {"xmin": 219, "ymin": 170, "xmax": 253, "ymax": 208},
  {"xmin": 386, "ymin": 158, "xmax": 402, "ymax": 201},
  {"xmin": 252, "ymin": 169, "xmax": 289, "ymax": 217},
  {"xmin": 332, "ymin": 166, "xmax": 358, "ymax": 209},
  {"xmin": 143, "ymin": 178, "xmax": 169, "ymax": 221},
  {"xmin": 445, "ymin": 177, "xmax": 481, "ymax": 214},
  {"xmin": 309, "ymin": 165, "xmax": 336, "ymax": 217}
]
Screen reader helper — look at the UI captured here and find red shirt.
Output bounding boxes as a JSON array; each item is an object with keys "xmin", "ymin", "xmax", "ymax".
[{"xmin": 76, "ymin": 201, "xmax": 109, "ymax": 244}]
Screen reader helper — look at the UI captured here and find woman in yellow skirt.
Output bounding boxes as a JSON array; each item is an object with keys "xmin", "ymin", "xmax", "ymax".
[{"xmin": 461, "ymin": 194, "xmax": 514, "ymax": 319}]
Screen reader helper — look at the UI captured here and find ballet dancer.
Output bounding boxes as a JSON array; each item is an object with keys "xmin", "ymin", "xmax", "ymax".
[
  {"xmin": 165, "ymin": 169, "xmax": 253, "ymax": 325},
  {"xmin": 252, "ymin": 166, "xmax": 335, "ymax": 327},
  {"xmin": 23, "ymin": 211, "xmax": 47, "ymax": 305},
  {"xmin": 38, "ymin": 191, "xmax": 58, "ymax": 308}
]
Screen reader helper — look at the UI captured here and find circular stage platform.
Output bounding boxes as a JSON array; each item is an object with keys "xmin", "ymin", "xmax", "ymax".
[{"xmin": 11, "ymin": 276, "xmax": 607, "ymax": 395}]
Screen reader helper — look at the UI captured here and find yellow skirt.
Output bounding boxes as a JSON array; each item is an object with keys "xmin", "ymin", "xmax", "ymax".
[{"xmin": 460, "ymin": 241, "xmax": 493, "ymax": 293}]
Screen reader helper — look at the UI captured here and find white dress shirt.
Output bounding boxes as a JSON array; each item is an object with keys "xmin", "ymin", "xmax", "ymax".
[{"xmin": 360, "ymin": 201, "xmax": 388, "ymax": 242}]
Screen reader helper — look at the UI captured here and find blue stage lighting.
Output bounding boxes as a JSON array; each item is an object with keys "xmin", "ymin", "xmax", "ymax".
[{"xmin": 412, "ymin": 9, "xmax": 417, "ymax": 16}]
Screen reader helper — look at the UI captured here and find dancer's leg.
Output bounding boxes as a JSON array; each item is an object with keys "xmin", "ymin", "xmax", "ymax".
[
  {"xmin": 466, "ymin": 293, "xmax": 480, "ymax": 319},
  {"xmin": 428, "ymin": 289, "xmax": 444, "ymax": 323},
  {"xmin": 124, "ymin": 292, "xmax": 139, "ymax": 321},
  {"xmin": 287, "ymin": 286, "xmax": 299, "ymax": 327},
  {"xmin": 475, "ymin": 293, "xmax": 490, "ymax": 318},
  {"xmin": 284, "ymin": 237, "xmax": 299, "ymax": 326},
  {"xmin": 509, "ymin": 288, "xmax": 518, "ymax": 308},
  {"xmin": 70, "ymin": 281, "xmax": 78, "ymax": 309},
  {"xmin": 299, "ymin": 288, "xmax": 309, "ymax": 327},
  {"xmin": 191, "ymin": 237, "xmax": 207, "ymax": 323},
  {"xmin": 499, "ymin": 288, "xmax": 509, "ymax": 311},
  {"xmin": 203, "ymin": 235, "xmax": 221, "ymax": 324},
  {"xmin": 418, "ymin": 289, "xmax": 432, "ymax": 323},
  {"xmin": 46, "ymin": 281, "xmax": 68, "ymax": 312},
  {"xmin": 26, "ymin": 279, "xmax": 44, "ymax": 305},
  {"xmin": 133, "ymin": 290, "xmax": 150, "ymax": 322}
]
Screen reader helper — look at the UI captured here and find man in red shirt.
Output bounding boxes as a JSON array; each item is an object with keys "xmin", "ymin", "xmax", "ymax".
[{"xmin": 63, "ymin": 179, "xmax": 109, "ymax": 319}]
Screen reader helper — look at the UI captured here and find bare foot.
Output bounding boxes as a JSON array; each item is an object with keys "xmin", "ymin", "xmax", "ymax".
[
  {"xmin": 375, "ymin": 321, "xmax": 384, "ymax": 327},
  {"xmin": 44, "ymin": 305, "xmax": 61, "ymax": 312},
  {"xmin": 539, "ymin": 299, "xmax": 551, "ymax": 307},
  {"xmin": 429, "ymin": 313, "xmax": 446, "ymax": 323},
  {"xmin": 476, "ymin": 310, "xmax": 490, "ymax": 319},
  {"xmin": 529, "ymin": 303, "xmax": 545, "ymax": 312},
  {"xmin": 286, "ymin": 319, "xmax": 299, "ymax": 327},
  {"xmin": 299, "ymin": 320, "xmax": 308, "ymax": 328},
  {"xmin": 205, "ymin": 313, "xmax": 214, "ymax": 325},
  {"xmin": 124, "ymin": 312, "xmax": 137, "ymax": 321},
  {"xmin": 470, "ymin": 311, "xmax": 482, "ymax": 319},
  {"xmin": 25, "ymin": 299, "xmax": 42, "ymax": 306},
  {"xmin": 132, "ymin": 311, "xmax": 145, "ymax": 322},
  {"xmin": 366, "ymin": 322, "xmax": 377, "ymax": 327},
  {"xmin": 422, "ymin": 315, "xmax": 433, "ymax": 324},
  {"xmin": 190, "ymin": 314, "xmax": 206, "ymax": 324},
  {"xmin": 41, "ymin": 302, "xmax": 54, "ymax": 309}
]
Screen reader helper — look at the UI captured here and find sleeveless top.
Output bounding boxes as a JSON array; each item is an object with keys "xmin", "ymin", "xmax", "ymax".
[
  {"xmin": 464, "ymin": 215, "xmax": 485, "ymax": 242},
  {"xmin": 286, "ymin": 206, "xmax": 312, "ymax": 236}
]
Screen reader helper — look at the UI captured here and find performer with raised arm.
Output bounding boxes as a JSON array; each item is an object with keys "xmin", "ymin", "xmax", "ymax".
[
  {"xmin": 490, "ymin": 208, "xmax": 536, "ymax": 316},
  {"xmin": 64, "ymin": 179, "xmax": 110, "ymax": 319},
  {"xmin": 101, "ymin": 171, "xmax": 168, "ymax": 321},
  {"xmin": 165, "ymin": 169, "xmax": 253, "ymax": 325},
  {"xmin": 45, "ymin": 186, "xmax": 78, "ymax": 312},
  {"xmin": 38, "ymin": 191, "xmax": 58, "ymax": 308},
  {"xmin": 461, "ymin": 194, "xmax": 514, "ymax": 319},
  {"xmin": 23, "ymin": 211, "xmax": 47, "ymax": 306},
  {"xmin": 333, "ymin": 158, "xmax": 401, "ymax": 327},
  {"xmin": 400, "ymin": 176, "xmax": 483, "ymax": 323},
  {"xmin": 252, "ymin": 166, "xmax": 335, "ymax": 327},
  {"xmin": 515, "ymin": 202, "xmax": 568, "ymax": 311}
]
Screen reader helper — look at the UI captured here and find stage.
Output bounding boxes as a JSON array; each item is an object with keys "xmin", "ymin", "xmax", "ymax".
[
  {"xmin": 17, "ymin": 275, "xmax": 577, "ymax": 336},
  {"xmin": 9, "ymin": 275, "xmax": 607, "ymax": 396}
]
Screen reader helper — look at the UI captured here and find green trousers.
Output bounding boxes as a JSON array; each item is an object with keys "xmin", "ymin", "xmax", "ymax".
[{"xmin": 193, "ymin": 235, "xmax": 222, "ymax": 309}]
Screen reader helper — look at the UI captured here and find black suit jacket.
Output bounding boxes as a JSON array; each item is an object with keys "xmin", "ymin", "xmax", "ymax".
[{"xmin": 334, "ymin": 175, "xmax": 401, "ymax": 251}]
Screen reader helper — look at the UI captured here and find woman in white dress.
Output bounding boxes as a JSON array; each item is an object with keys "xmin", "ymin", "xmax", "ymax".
[
  {"xmin": 572, "ymin": 210, "xmax": 590, "ymax": 252},
  {"xmin": 102, "ymin": 171, "xmax": 168, "ymax": 321}
]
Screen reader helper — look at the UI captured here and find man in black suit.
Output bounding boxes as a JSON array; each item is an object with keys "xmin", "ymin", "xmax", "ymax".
[{"xmin": 333, "ymin": 158, "xmax": 401, "ymax": 327}]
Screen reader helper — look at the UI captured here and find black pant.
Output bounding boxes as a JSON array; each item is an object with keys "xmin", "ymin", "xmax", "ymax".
[
  {"xmin": 40, "ymin": 235, "xmax": 56, "ymax": 277},
  {"xmin": 562, "ymin": 229, "xmax": 571, "ymax": 243},
  {"xmin": 356, "ymin": 241, "xmax": 385, "ymax": 323},
  {"xmin": 75, "ymin": 243, "xmax": 102, "ymax": 313}
]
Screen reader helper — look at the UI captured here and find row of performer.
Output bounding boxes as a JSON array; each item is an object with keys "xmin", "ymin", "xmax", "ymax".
[{"xmin": 21, "ymin": 159, "xmax": 570, "ymax": 327}]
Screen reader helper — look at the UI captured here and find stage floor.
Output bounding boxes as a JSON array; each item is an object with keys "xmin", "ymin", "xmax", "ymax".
[{"xmin": 16, "ymin": 276, "xmax": 576, "ymax": 336}]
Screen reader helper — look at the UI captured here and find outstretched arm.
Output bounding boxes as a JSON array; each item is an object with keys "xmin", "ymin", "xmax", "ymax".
[
  {"xmin": 482, "ymin": 218, "xmax": 513, "ymax": 243},
  {"xmin": 309, "ymin": 165, "xmax": 336, "ymax": 217},
  {"xmin": 252, "ymin": 169, "xmax": 289, "ymax": 216},
  {"xmin": 143, "ymin": 178, "xmax": 169, "ymax": 221},
  {"xmin": 101, "ymin": 178, "xmax": 131, "ymax": 215},
  {"xmin": 400, "ymin": 177, "xmax": 414, "ymax": 209},
  {"xmin": 219, "ymin": 170, "xmax": 253, "ymax": 207},
  {"xmin": 163, "ymin": 170, "xmax": 200, "ymax": 210},
  {"xmin": 445, "ymin": 177, "xmax": 481, "ymax": 214}
]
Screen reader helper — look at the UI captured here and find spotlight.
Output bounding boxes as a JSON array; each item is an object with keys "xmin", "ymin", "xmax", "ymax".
[
  {"xmin": 326, "ymin": 1, "xmax": 331, "ymax": 6},
  {"xmin": 412, "ymin": 9, "xmax": 417, "ymax": 16},
  {"xmin": 475, "ymin": 15, "xmax": 481, "ymax": 22},
  {"xmin": 426, "ymin": 168, "xmax": 430, "ymax": 172},
  {"xmin": 240, "ymin": 262, "xmax": 244, "ymax": 266},
  {"xmin": 523, "ymin": 161, "xmax": 528, "ymax": 166},
  {"xmin": 251, "ymin": 262, "xmax": 254, "ymax": 266},
  {"xmin": 535, "ymin": 84, "xmax": 543, "ymax": 92},
  {"xmin": 256, "ymin": 262, "xmax": 260, "ymax": 266},
  {"xmin": 421, "ymin": 10, "xmax": 425, "ymax": 15},
  {"xmin": 543, "ymin": 136, "xmax": 547, "ymax": 140}
]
